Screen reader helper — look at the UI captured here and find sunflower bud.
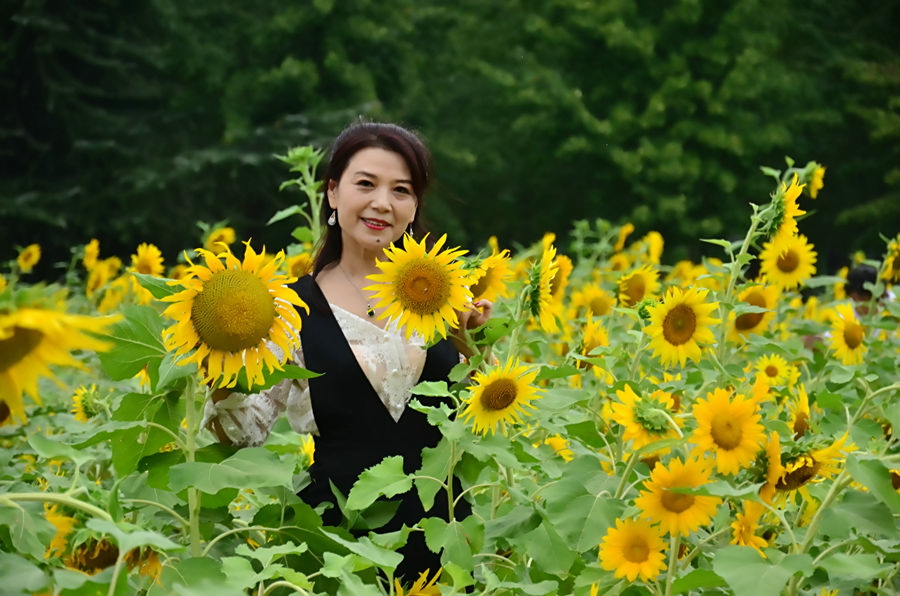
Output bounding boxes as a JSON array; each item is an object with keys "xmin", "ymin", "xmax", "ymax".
[{"xmin": 636, "ymin": 298, "xmax": 655, "ymax": 320}]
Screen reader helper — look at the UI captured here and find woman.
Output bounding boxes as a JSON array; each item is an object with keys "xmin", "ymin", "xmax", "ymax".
[{"xmin": 203, "ymin": 120, "xmax": 491, "ymax": 580}]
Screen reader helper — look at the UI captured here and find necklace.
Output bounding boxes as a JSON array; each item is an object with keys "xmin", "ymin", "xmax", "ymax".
[{"xmin": 337, "ymin": 264, "xmax": 376, "ymax": 318}]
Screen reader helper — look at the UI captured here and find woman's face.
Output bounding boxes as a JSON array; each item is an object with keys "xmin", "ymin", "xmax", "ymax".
[{"xmin": 327, "ymin": 147, "xmax": 417, "ymax": 255}]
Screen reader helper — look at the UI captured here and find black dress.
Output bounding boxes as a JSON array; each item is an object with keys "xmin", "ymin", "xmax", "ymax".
[{"xmin": 292, "ymin": 275, "xmax": 470, "ymax": 579}]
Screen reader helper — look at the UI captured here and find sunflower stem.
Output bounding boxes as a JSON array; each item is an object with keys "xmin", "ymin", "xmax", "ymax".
[
  {"xmin": 715, "ymin": 210, "xmax": 763, "ymax": 365},
  {"xmin": 613, "ymin": 450, "xmax": 641, "ymax": 500},
  {"xmin": 663, "ymin": 532, "xmax": 681, "ymax": 596},
  {"xmin": 184, "ymin": 376, "xmax": 203, "ymax": 558},
  {"xmin": 0, "ymin": 491, "xmax": 112, "ymax": 521}
]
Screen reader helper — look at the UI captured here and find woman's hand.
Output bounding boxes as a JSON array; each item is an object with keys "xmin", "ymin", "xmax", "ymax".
[{"xmin": 457, "ymin": 299, "xmax": 493, "ymax": 330}]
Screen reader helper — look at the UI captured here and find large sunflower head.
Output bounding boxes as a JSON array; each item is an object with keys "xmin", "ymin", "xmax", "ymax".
[
  {"xmin": 728, "ymin": 284, "xmax": 780, "ymax": 342},
  {"xmin": 468, "ymin": 249, "xmax": 513, "ymax": 303},
  {"xmin": 366, "ymin": 233, "xmax": 472, "ymax": 342},
  {"xmin": 599, "ymin": 517, "xmax": 667, "ymax": 582},
  {"xmin": 610, "ymin": 384, "xmax": 680, "ymax": 453},
  {"xmin": 827, "ymin": 302, "xmax": 866, "ymax": 365},
  {"xmin": 759, "ymin": 234, "xmax": 817, "ymax": 291},
  {"xmin": 0, "ymin": 308, "xmax": 119, "ymax": 423},
  {"xmin": 644, "ymin": 286, "xmax": 720, "ymax": 368},
  {"xmin": 634, "ymin": 456, "xmax": 722, "ymax": 537},
  {"xmin": 460, "ymin": 359, "xmax": 542, "ymax": 435},
  {"xmin": 775, "ymin": 433, "xmax": 852, "ymax": 504},
  {"xmin": 618, "ymin": 265, "xmax": 660, "ymax": 308},
  {"xmin": 131, "ymin": 243, "xmax": 165, "ymax": 277},
  {"xmin": 162, "ymin": 242, "xmax": 307, "ymax": 390},
  {"xmin": 691, "ymin": 387, "xmax": 765, "ymax": 475}
]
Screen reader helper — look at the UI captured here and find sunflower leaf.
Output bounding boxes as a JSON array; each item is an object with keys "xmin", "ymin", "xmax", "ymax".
[
  {"xmin": 233, "ymin": 364, "xmax": 320, "ymax": 394},
  {"xmin": 345, "ymin": 456, "xmax": 412, "ymax": 511},
  {"xmin": 712, "ymin": 547, "xmax": 812, "ymax": 596},
  {"xmin": 132, "ymin": 272, "xmax": 181, "ymax": 300},
  {"xmin": 96, "ymin": 304, "xmax": 167, "ymax": 381},
  {"xmin": 846, "ymin": 454, "xmax": 900, "ymax": 514}
]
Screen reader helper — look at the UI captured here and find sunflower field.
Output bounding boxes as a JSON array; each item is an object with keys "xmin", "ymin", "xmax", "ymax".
[{"xmin": 3, "ymin": 153, "xmax": 900, "ymax": 596}]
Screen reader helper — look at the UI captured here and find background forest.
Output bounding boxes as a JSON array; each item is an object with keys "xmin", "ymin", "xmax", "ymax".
[{"xmin": 3, "ymin": 0, "xmax": 900, "ymax": 274}]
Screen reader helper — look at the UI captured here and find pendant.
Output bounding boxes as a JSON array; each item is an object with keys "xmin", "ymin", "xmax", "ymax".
[{"xmin": 366, "ymin": 305, "xmax": 375, "ymax": 318}]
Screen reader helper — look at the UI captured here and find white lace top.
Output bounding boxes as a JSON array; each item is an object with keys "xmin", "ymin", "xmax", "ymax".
[{"xmin": 201, "ymin": 304, "xmax": 429, "ymax": 447}]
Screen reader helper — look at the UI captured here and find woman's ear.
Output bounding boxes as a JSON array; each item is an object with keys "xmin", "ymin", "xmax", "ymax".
[{"xmin": 326, "ymin": 179, "xmax": 337, "ymax": 208}]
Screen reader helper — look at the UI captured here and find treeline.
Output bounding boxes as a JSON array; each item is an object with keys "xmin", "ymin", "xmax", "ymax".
[{"xmin": 3, "ymin": 0, "xmax": 899, "ymax": 275}]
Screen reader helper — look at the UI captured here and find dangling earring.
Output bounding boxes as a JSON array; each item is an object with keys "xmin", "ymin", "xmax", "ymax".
[
  {"xmin": 328, "ymin": 210, "xmax": 337, "ymax": 226},
  {"xmin": 406, "ymin": 222, "xmax": 415, "ymax": 239}
]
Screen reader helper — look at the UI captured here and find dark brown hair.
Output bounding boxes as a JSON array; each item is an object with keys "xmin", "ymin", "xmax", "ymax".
[{"xmin": 312, "ymin": 120, "xmax": 433, "ymax": 275}]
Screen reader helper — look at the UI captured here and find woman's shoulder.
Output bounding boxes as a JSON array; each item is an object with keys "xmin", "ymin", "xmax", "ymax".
[{"xmin": 291, "ymin": 274, "xmax": 330, "ymax": 315}]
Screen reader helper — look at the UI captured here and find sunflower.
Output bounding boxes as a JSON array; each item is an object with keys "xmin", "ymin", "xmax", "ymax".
[
  {"xmin": 44, "ymin": 505, "xmax": 77, "ymax": 558},
  {"xmin": 204, "ymin": 226, "xmax": 236, "ymax": 254},
  {"xmin": 827, "ymin": 303, "xmax": 866, "ymax": 365},
  {"xmin": 808, "ymin": 166, "xmax": 826, "ymax": 199},
  {"xmin": 789, "ymin": 384, "xmax": 812, "ymax": 439},
  {"xmin": 644, "ymin": 286, "xmax": 719, "ymax": 368},
  {"xmin": 775, "ymin": 433, "xmax": 851, "ymax": 504},
  {"xmin": 754, "ymin": 354, "xmax": 792, "ymax": 387},
  {"xmin": 614, "ymin": 222, "xmax": 635, "ymax": 252},
  {"xmin": 125, "ymin": 547, "xmax": 163, "ymax": 582},
  {"xmin": 300, "ymin": 434, "xmax": 316, "ymax": 467},
  {"xmin": 0, "ymin": 399, "xmax": 12, "ymax": 427},
  {"xmin": 286, "ymin": 252, "xmax": 314, "ymax": 280},
  {"xmin": 759, "ymin": 234, "xmax": 817, "ymax": 291},
  {"xmin": 460, "ymin": 359, "xmax": 542, "ymax": 435},
  {"xmin": 635, "ymin": 457, "xmax": 721, "ymax": 536},
  {"xmin": 618, "ymin": 265, "xmax": 660, "ymax": 308},
  {"xmin": 367, "ymin": 234, "xmax": 472, "ymax": 342},
  {"xmin": 66, "ymin": 538, "xmax": 119, "ymax": 575},
  {"xmin": 550, "ymin": 254, "xmax": 573, "ymax": 304},
  {"xmin": 882, "ymin": 236, "xmax": 900, "ymax": 283},
  {"xmin": 17, "ymin": 243, "xmax": 41, "ymax": 273},
  {"xmin": 758, "ymin": 431, "xmax": 785, "ymax": 504},
  {"xmin": 395, "ymin": 568, "xmax": 441, "ymax": 595},
  {"xmin": 82, "ymin": 239, "xmax": 100, "ymax": 272},
  {"xmin": 0, "ymin": 308, "xmax": 119, "ymax": 423},
  {"xmin": 610, "ymin": 385, "xmax": 680, "ymax": 454},
  {"xmin": 571, "ymin": 284, "xmax": 616, "ymax": 318},
  {"xmin": 730, "ymin": 500, "xmax": 768, "ymax": 556},
  {"xmin": 599, "ymin": 517, "xmax": 667, "ymax": 582},
  {"xmin": 130, "ymin": 243, "xmax": 165, "ymax": 277},
  {"xmin": 162, "ymin": 242, "xmax": 307, "ymax": 390},
  {"xmin": 0, "ymin": 275, "xmax": 7, "ymax": 295},
  {"xmin": 523, "ymin": 241, "xmax": 560, "ymax": 333},
  {"xmin": 773, "ymin": 174, "xmax": 806, "ymax": 239},
  {"xmin": 85, "ymin": 265, "xmax": 111, "ymax": 299},
  {"xmin": 469, "ymin": 249, "xmax": 512, "ymax": 303},
  {"xmin": 728, "ymin": 284, "xmax": 780, "ymax": 342},
  {"xmin": 544, "ymin": 434, "xmax": 574, "ymax": 462},
  {"xmin": 692, "ymin": 387, "xmax": 765, "ymax": 475},
  {"xmin": 71, "ymin": 384, "xmax": 98, "ymax": 423},
  {"xmin": 578, "ymin": 314, "xmax": 609, "ymax": 370}
]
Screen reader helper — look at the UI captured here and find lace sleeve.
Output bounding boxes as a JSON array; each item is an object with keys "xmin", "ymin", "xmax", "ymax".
[{"xmin": 201, "ymin": 343, "xmax": 319, "ymax": 446}]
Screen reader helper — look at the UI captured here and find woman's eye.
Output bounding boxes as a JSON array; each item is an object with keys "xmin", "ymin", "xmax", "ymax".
[
  {"xmin": 356, "ymin": 180, "xmax": 374, "ymax": 187},
  {"xmin": 394, "ymin": 186, "xmax": 411, "ymax": 195}
]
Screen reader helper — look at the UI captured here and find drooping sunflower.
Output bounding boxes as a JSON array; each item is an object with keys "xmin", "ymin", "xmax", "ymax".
[
  {"xmin": 523, "ymin": 241, "xmax": 560, "ymax": 333},
  {"xmin": 754, "ymin": 354, "xmax": 792, "ymax": 387},
  {"xmin": 44, "ymin": 504, "xmax": 77, "ymax": 558},
  {"xmin": 635, "ymin": 457, "xmax": 722, "ymax": 536},
  {"xmin": 759, "ymin": 234, "xmax": 817, "ymax": 291},
  {"xmin": 71, "ymin": 384, "xmax": 99, "ymax": 423},
  {"xmin": 644, "ymin": 286, "xmax": 720, "ymax": 368},
  {"xmin": 618, "ymin": 265, "xmax": 660, "ymax": 308},
  {"xmin": 124, "ymin": 547, "xmax": 163, "ymax": 582},
  {"xmin": 367, "ymin": 234, "xmax": 472, "ymax": 342},
  {"xmin": 460, "ymin": 359, "xmax": 542, "ymax": 435},
  {"xmin": 65, "ymin": 537, "xmax": 119, "ymax": 575},
  {"xmin": 827, "ymin": 302, "xmax": 866, "ymax": 365},
  {"xmin": 571, "ymin": 283, "xmax": 616, "ymax": 318},
  {"xmin": 776, "ymin": 433, "xmax": 851, "ymax": 499},
  {"xmin": 162, "ymin": 242, "xmax": 307, "ymax": 390},
  {"xmin": 599, "ymin": 517, "xmax": 667, "ymax": 582},
  {"xmin": 773, "ymin": 174, "xmax": 806, "ymax": 239},
  {"xmin": 610, "ymin": 385, "xmax": 680, "ymax": 454},
  {"xmin": 204, "ymin": 226, "xmax": 236, "ymax": 254},
  {"xmin": 808, "ymin": 166, "xmax": 826, "ymax": 199},
  {"xmin": 728, "ymin": 284, "xmax": 780, "ymax": 342},
  {"xmin": 692, "ymin": 387, "xmax": 765, "ymax": 475},
  {"xmin": 17, "ymin": 243, "xmax": 41, "ymax": 273},
  {"xmin": 758, "ymin": 431, "xmax": 785, "ymax": 504},
  {"xmin": 394, "ymin": 568, "xmax": 442, "ymax": 596},
  {"xmin": 730, "ymin": 500, "xmax": 768, "ymax": 556},
  {"xmin": 131, "ymin": 243, "xmax": 165, "ymax": 277},
  {"xmin": 469, "ymin": 249, "xmax": 512, "ymax": 303},
  {"xmin": 0, "ymin": 308, "xmax": 119, "ymax": 423}
]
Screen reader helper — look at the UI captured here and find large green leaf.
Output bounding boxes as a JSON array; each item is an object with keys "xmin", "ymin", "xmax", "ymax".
[
  {"xmin": 168, "ymin": 447, "xmax": 294, "ymax": 493},
  {"xmin": 421, "ymin": 516, "xmax": 483, "ymax": 573},
  {"xmin": 712, "ymin": 546, "xmax": 812, "ymax": 596},
  {"xmin": 818, "ymin": 552, "xmax": 891, "ymax": 583},
  {"xmin": 0, "ymin": 553, "xmax": 47, "ymax": 593},
  {"xmin": 414, "ymin": 437, "xmax": 452, "ymax": 511},
  {"xmin": 847, "ymin": 453, "xmax": 900, "ymax": 514},
  {"xmin": 86, "ymin": 519, "xmax": 181, "ymax": 554},
  {"xmin": 344, "ymin": 456, "xmax": 412, "ymax": 511},
  {"xmin": 132, "ymin": 272, "xmax": 182, "ymax": 300},
  {"xmin": 97, "ymin": 305, "xmax": 167, "ymax": 381}
]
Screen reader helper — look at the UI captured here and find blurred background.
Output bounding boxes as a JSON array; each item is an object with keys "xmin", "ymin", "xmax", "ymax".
[{"xmin": 3, "ymin": 0, "xmax": 899, "ymax": 278}]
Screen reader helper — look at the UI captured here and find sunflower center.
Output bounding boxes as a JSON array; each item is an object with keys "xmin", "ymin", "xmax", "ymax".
[
  {"xmin": 621, "ymin": 277, "xmax": 646, "ymax": 306},
  {"xmin": 660, "ymin": 489, "xmax": 695, "ymax": 513},
  {"xmin": 0, "ymin": 400, "xmax": 10, "ymax": 424},
  {"xmin": 396, "ymin": 260, "xmax": 451, "ymax": 315},
  {"xmin": 661, "ymin": 304, "xmax": 697, "ymax": 346},
  {"xmin": 0, "ymin": 326, "xmax": 43, "ymax": 371},
  {"xmin": 589, "ymin": 297, "xmax": 611, "ymax": 316},
  {"xmin": 623, "ymin": 537, "xmax": 650, "ymax": 563},
  {"xmin": 710, "ymin": 412, "xmax": 744, "ymax": 450},
  {"xmin": 776, "ymin": 456, "xmax": 819, "ymax": 491},
  {"xmin": 776, "ymin": 249, "xmax": 799, "ymax": 273},
  {"xmin": 765, "ymin": 365, "xmax": 779, "ymax": 379},
  {"xmin": 734, "ymin": 293, "xmax": 766, "ymax": 331},
  {"xmin": 480, "ymin": 378, "xmax": 518, "ymax": 411},
  {"xmin": 190, "ymin": 270, "xmax": 276, "ymax": 353},
  {"xmin": 843, "ymin": 321, "xmax": 864, "ymax": 349},
  {"xmin": 470, "ymin": 269, "xmax": 493, "ymax": 299}
]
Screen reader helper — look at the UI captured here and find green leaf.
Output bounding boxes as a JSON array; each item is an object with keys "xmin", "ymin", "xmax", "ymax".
[
  {"xmin": 320, "ymin": 530, "xmax": 403, "ymax": 570},
  {"xmin": 0, "ymin": 553, "xmax": 47, "ymax": 592},
  {"xmin": 411, "ymin": 380, "xmax": 453, "ymax": 397},
  {"xmin": 234, "ymin": 541, "xmax": 309, "ymax": 567},
  {"xmin": 132, "ymin": 272, "xmax": 181, "ymax": 300},
  {"xmin": 169, "ymin": 447, "xmax": 294, "ymax": 494},
  {"xmin": 846, "ymin": 454, "xmax": 900, "ymax": 514},
  {"xmin": 712, "ymin": 546, "xmax": 812, "ymax": 596},
  {"xmin": 421, "ymin": 516, "xmax": 483, "ymax": 573},
  {"xmin": 415, "ymin": 438, "xmax": 452, "ymax": 510},
  {"xmin": 86, "ymin": 519, "xmax": 181, "ymax": 554},
  {"xmin": 233, "ymin": 364, "xmax": 321, "ymax": 394},
  {"xmin": 151, "ymin": 557, "xmax": 245, "ymax": 596},
  {"xmin": 345, "ymin": 456, "xmax": 412, "ymax": 511},
  {"xmin": 0, "ymin": 506, "xmax": 54, "ymax": 560},
  {"xmin": 818, "ymin": 552, "xmax": 891, "ymax": 582},
  {"xmin": 535, "ymin": 364, "xmax": 579, "ymax": 382},
  {"xmin": 28, "ymin": 433, "xmax": 94, "ymax": 466},
  {"xmin": 267, "ymin": 205, "xmax": 303, "ymax": 225},
  {"xmin": 672, "ymin": 569, "xmax": 728, "ymax": 594},
  {"xmin": 97, "ymin": 305, "xmax": 167, "ymax": 381}
]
